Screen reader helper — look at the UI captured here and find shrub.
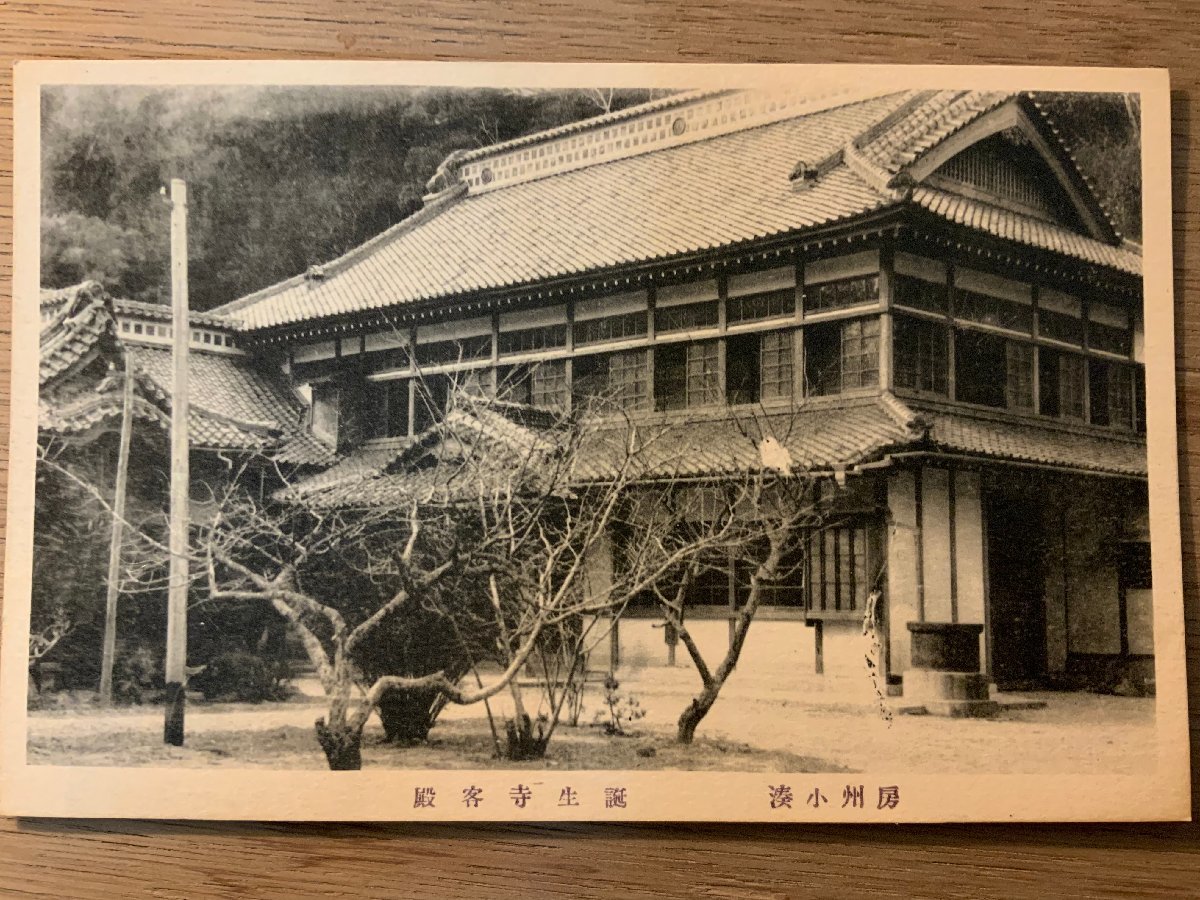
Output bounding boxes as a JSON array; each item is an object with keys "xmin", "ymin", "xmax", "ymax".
[
  {"xmin": 113, "ymin": 645, "xmax": 162, "ymax": 705},
  {"xmin": 595, "ymin": 673, "xmax": 646, "ymax": 736},
  {"xmin": 193, "ymin": 650, "xmax": 290, "ymax": 703}
]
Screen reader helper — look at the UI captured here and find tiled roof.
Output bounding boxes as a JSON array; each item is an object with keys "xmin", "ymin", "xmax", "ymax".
[
  {"xmin": 912, "ymin": 187, "xmax": 1141, "ymax": 275},
  {"xmin": 285, "ymin": 394, "xmax": 925, "ymax": 509},
  {"xmin": 855, "ymin": 91, "xmax": 1015, "ymax": 174},
  {"xmin": 114, "ymin": 297, "xmax": 237, "ymax": 330},
  {"xmin": 572, "ymin": 395, "xmax": 923, "ymax": 483},
  {"xmin": 218, "ymin": 88, "xmax": 1140, "ymax": 333},
  {"xmin": 283, "ymin": 403, "xmax": 571, "ymax": 508},
  {"xmin": 125, "ymin": 344, "xmax": 333, "ymax": 464},
  {"xmin": 910, "ymin": 400, "xmax": 1147, "ymax": 478},
  {"xmin": 216, "ymin": 93, "xmax": 913, "ymax": 330},
  {"xmin": 39, "ymin": 389, "xmax": 167, "ymax": 437},
  {"xmin": 279, "ymin": 438, "xmax": 411, "ymax": 500},
  {"xmin": 39, "ymin": 282, "xmax": 334, "ymax": 466},
  {"xmin": 39, "ymin": 282, "xmax": 120, "ymax": 388},
  {"xmin": 283, "ymin": 391, "xmax": 1147, "ymax": 510}
]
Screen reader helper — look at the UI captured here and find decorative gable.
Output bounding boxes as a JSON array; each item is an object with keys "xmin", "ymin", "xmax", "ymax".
[
  {"xmin": 894, "ymin": 95, "xmax": 1121, "ymax": 245},
  {"xmin": 928, "ymin": 129, "xmax": 1089, "ymax": 232}
]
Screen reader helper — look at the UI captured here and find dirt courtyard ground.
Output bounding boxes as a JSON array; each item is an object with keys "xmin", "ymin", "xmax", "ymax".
[{"xmin": 25, "ymin": 667, "xmax": 1156, "ymax": 773}]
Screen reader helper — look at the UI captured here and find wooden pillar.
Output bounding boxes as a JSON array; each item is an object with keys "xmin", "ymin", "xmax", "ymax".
[
  {"xmin": 914, "ymin": 466, "xmax": 926, "ymax": 623},
  {"xmin": 98, "ymin": 356, "xmax": 134, "ymax": 705},
  {"xmin": 879, "ymin": 242, "xmax": 895, "ymax": 392},
  {"xmin": 814, "ymin": 620, "xmax": 824, "ymax": 675},
  {"xmin": 164, "ymin": 178, "xmax": 190, "ymax": 746}
]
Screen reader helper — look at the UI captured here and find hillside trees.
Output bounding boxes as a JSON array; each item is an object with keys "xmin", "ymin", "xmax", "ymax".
[{"xmin": 40, "ymin": 86, "xmax": 662, "ymax": 310}]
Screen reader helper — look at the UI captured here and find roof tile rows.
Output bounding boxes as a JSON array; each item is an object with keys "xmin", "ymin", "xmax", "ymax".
[
  {"xmin": 218, "ymin": 88, "xmax": 1140, "ymax": 333},
  {"xmin": 39, "ymin": 282, "xmax": 119, "ymax": 388},
  {"xmin": 284, "ymin": 393, "xmax": 1147, "ymax": 511},
  {"xmin": 215, "ymin": 93, "xmax": 911, "ymax": 330},
  {"xmin": 39, "ymin": 282, "xmax": 334, "ymax": 466},
  {"xmin": 912, "ymin": 187, "xmax": 1140, "ymax": 274},
  {"xmin": 914, "ymin": 401, "xmax": 1148, "ymax": 477},
  {"xmin": 855, "ymin": 91, "xmax": 1014, "ymax": 174}
]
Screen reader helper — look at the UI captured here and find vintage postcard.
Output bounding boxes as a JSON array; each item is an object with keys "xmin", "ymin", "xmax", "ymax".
[{"xmin": 1, "ymin": 61, "xmax": 1189, "ymax": 821}]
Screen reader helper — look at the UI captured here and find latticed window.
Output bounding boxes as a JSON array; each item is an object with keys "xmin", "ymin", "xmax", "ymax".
[
  {"xmin": 805, "ymin": 318, "xmax": 879, "ymax": 396},
  {"xmin": 806, "ymin": 274, "xmax": 879, "ymax": 313},
  {"xmin": 893, "ymin": 275, "xmax": 949, "ymax": 315},
  {"xmin": 686, "ymin": 340, "xmax": 721, "ymax": 406},
  {"xmin": 1059, "ymin": 353, "xmax": 1086, "ymax": 420},
  {"xmin": 840, "ymin": 318, "xmax": 880, "ymax": 390},
  {"xmin": 573, "ymin": 311, "xmax": 648, "ymax": 346},
  {"xmin": 727, "ymin": 288, "xmax": 795, "ymax": 324},
  {"xmin": 529, "ymin": 360, "xmax": 568, "ymax": 410},
  {"xmin": 805, "ymin": 525, "xmax": 869, "ymax": 616},
  {"xmin": 655, "ymin": 341, "xmax": 720, "ymax": 410},
  {"xmin": 727, "ymin": 331, "xmax": 794, "ymax": 404},
  {"xmin": 1006, "ymin": 342, "xmax": 1035, "ymax": 412},
  {"xmin": 954, "ymin": 289, "xmax": 1033, "ymax": 334},
  {"xmin": 1039, "ymin": 349, "xmax": 1086, "ymax": 420},
  {"xmin": 608, "ymin": 349, "xmax": 651, "ymax": 410},
  {"xmin": 1090, "ymin": 360, "xmax": 1135, "ymax": 430},
  {"xmin": 497, "ymin": 323, "xmax": 568, "ymax": 356},
  {"xmin": 894, "ymin": 317, "xmax": 948, "ymax": 395},
  {"xmin": 573, "ymin": 350, "xmax": 650, "ymax": 411},
  {"xmin": 654, "ymin": 300, "xmax": 719, "ymax": 334},
  {"xmin": 1108, "ymin": 364, "xmax": 1134, "ymax": 430},
  {"xmin": 760, "ymin": 331, "xmax": 794, "ymax": 401}
]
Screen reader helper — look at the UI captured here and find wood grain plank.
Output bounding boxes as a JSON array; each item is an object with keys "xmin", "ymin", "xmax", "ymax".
[{"xmin": 1, "ymin": 2, "xmax": 1198, "ymax": 896}]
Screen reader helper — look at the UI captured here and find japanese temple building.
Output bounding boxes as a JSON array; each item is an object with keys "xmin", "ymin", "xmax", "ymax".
[{"xmin": 44, "ymin": 87, "xmax": 1152, "ymax": 693}]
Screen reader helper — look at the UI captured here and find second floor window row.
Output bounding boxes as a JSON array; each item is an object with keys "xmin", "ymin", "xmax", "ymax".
[
  {"xmin": 892, "ymin": 273, "xmax": 1135, "ymax": 357},
  {"xmin": 894, "ymin": 313, "xmax": 1144, "ymax": 432}
]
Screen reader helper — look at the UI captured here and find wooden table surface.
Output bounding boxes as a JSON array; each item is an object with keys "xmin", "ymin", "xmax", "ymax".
[{"xmin": 1, "ymin": 2, "xmax": 1198, "ymax": 896}]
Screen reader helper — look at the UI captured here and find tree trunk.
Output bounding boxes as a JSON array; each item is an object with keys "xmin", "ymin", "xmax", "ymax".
[
  {"xmin": 377, "ymin": 687, "xmax": 442, "ymax": 744},
  {"xmin": 676, "ymin": 685, "xmax": 720, "ymax": 744},
  {"xmin": 504, "ymin": 713, "xmax": 548, "ymax": 760},
  {"xmin": 502, "ymin": 678, "xmax": 548, "ymax": 760},
  {"xmin": 315, "ymin": 717, "xmax": 364, "ymax": 770}
]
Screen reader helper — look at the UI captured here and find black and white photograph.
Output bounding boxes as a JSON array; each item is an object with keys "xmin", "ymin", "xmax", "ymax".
[{"xmin": 1, "ymin": 62, "xmax": 1188, "ymax": 821}]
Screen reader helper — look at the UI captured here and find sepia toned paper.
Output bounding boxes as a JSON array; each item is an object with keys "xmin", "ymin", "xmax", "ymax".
[{"xmin": 1, "ymin": 60, "xmax": 1189, "ymax": 822}]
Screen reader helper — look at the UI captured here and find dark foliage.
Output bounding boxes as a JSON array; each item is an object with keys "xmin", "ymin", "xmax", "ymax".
[
  {"xmin": 112, "ymin": 644, "xmax": 162, "ymax": 705},
  {"xmin": 40, "ymin": 85, "xmax": 662, "ymax": 309},
  {"xmin": 1033, "ymin": 92, "xmax": 1143, "ymax": 240},
  {"xmin": 192, "ymin": 649, "xmax": 291, "ymax": 703}
]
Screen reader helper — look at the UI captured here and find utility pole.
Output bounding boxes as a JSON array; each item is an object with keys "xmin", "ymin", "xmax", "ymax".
[
  {"xmin": 164, "ymin": 178, "xmax": 190, "ymax": 746},
  {"xmin": 97, "ymin": 355, "xmax": 134, "ymax": 705}
]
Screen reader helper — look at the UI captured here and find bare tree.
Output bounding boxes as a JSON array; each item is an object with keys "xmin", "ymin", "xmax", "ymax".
[
  {"xmin": 587, "ymin": 88, "xmax": 617, "ymax": 115},
  {"xmin": 38, "ymin": 362, "xmax": 846, "ymax": 766},
  {"xmin": 616, "ymin": 468, "xmax": 833, "ymax": 743}
]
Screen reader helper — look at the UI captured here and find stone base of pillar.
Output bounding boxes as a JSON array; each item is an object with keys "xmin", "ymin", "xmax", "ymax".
[{"xmin": 902, "ymin": 668, "xmax": 999, "ymax": 718}]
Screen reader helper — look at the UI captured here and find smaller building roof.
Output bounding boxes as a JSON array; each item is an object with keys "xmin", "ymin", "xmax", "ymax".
[
  {"xmin": 912, "ymin": 399, "xmax": 1148, "ymax": 478},
  {"xmin": 39, "ymin": 282, "xmax": 120, "ymax": 389},
  {"xmin": 280, "ymin": 390, "xmax": 1147, "ymax": 511},
  {"xmin": 38, "ymin": 282, "xmax": 335, "ymax": 466}
]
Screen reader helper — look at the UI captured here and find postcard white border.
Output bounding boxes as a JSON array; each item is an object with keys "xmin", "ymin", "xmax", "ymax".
[{"xmin": 2, "ymin": 61, "xmax": 1189, "ymax": 822}]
